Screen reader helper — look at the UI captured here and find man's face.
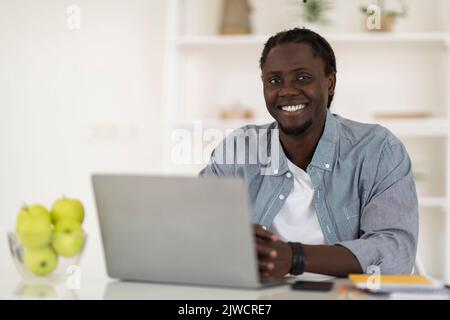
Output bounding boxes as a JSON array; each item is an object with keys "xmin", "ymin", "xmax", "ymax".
[{"xmin": 261, "ymin": 42, "xmax": 335, "ymax": 136}]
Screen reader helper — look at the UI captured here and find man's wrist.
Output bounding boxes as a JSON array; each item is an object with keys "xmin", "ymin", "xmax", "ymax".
[{"xmin": 288, "ymin": 242, "xmax": 304, "ymax": 275}]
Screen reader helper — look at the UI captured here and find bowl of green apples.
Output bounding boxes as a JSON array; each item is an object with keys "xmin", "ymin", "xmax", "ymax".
[{"xmin": 8, "ymin": 197, "xmax": 87, "ymax": 283}]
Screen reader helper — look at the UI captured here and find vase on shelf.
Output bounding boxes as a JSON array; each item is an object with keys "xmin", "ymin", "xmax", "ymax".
[{"xmin": 219, "ymin": 0, "xmax": 253, "ymax": 35}]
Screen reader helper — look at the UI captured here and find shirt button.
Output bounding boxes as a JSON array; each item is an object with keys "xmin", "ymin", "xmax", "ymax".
[
  {"xmin": 325, "ymin": 163, "xmax": 330, "ymax": 169},
  {"xmin": 279, "ymin": 194, "xmax": 285, "ymax": 200},
  {"xmin": 286, "ymin": 172, "xmax": 292, "ymax": 178}
]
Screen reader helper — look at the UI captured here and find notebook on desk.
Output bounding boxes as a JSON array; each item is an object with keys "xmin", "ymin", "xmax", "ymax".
[
  {"xmin": 348, "ymin": 274, "xmax": 450, "ymax": 297},
  {"xmin": 92, "ymin": 174, "xmax": 288, "ymax": 289}
]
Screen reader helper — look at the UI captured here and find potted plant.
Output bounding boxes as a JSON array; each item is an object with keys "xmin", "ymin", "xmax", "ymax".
[
  {"xmin": 301, "ymin": 0, "xmax": 333, "ymax": 26},
  {"xmin": 360, "ymin": 0, "xmax": 408, "ymax": 32},
  {"xmin": 289, "ymin": 0, "xmax": 333, "ymax": 30}
]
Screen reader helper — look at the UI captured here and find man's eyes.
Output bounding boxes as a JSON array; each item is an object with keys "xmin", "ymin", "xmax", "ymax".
[
  {"xmin": 268, "ymin": 77, "xmax": 281, "ymax": 84},
  {"xmin": 297, "ymin": 74, "xmax": 312, "ymax": 81},
  {"xmin": 267, "ymin": 75, "xmax": 312, "ymax": 85}
]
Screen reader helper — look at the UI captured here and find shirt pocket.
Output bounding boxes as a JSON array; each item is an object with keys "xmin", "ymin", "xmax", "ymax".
[{"xmin": 343, "ymin": 198, "xmax": 362, "ymax": 239}]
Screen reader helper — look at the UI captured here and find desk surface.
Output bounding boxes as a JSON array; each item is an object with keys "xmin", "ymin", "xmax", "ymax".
[{"xmin": 0, "ymin": 272, "xmax": 387, "ymax": 300}]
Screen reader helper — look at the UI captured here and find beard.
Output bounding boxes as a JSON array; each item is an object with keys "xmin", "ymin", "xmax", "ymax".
[{"xmin": 278, "ymin": 118, "xmax": 313, "ymax": 137}]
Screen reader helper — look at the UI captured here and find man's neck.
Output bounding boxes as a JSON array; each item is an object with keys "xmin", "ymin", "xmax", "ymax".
[{"xmin": 279, "ymin": 116, "xmax": 326, "ymax": 171}]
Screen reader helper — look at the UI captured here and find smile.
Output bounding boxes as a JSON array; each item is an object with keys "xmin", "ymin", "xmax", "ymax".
[{"xmin": 278, "ymin": 104, "xmax": 307, "ymax": 113}]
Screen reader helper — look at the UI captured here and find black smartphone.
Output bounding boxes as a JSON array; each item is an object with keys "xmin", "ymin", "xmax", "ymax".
[{"xmin": 291, "ymin": 280, "xmax": 334, "ymax": 292}]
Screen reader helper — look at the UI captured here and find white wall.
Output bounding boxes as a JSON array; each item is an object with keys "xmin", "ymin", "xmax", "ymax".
[{"xmin": 0, "ymin": 0, "xmax": 167, "ymax": 278}]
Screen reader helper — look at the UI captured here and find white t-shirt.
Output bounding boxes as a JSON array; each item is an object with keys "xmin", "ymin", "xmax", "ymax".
[{"xmin": 272, "ymin": 159, "xmax": 326, "ymax": 245}]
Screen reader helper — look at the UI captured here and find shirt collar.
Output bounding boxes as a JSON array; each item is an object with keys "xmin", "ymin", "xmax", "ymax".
[{"xmin": 268, "ymin": 110, "xmax": 337, "ymax": 176}]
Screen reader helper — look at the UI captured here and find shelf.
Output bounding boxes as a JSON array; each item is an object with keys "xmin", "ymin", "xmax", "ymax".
[
  {"xmin": 366, "ymin": 118, "xmax": 450, "ymax": 137},
  {"xmin": 328, "ymin": 32, "xmax": 449, "ymax": 45},
  {"xmin": 378, "ymin": 119, "xmax": 450, "ymax": 137},
  {"xmin": 177, "ymin": 32, "xmax": 449, "ymax": 48},
  {"xmin": 177, "ymin": 34, "xmax": 268, "ymax": 47},
  {"xmin": 174, "ymin": 117, "xmax": 450, "ymax": 137},
  {"xmin": 174, "ymin": 118, "xmax": 271, "ymax": 129}
]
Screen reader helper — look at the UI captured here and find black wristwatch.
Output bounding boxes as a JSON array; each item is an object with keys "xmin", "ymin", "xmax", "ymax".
[{"xmin": 288, "ymin": 242, "xmax": 304, "ymax": 275}]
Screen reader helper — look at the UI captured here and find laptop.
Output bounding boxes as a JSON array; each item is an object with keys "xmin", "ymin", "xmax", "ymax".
[{"xmin": 91, "ymin": 174, "xmax": 288, "ymax": 289}]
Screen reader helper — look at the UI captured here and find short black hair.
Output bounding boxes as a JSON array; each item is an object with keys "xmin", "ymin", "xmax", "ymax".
[{"xmin": 260, "ymin": 28, "xmax": 337, "ymax": 109}]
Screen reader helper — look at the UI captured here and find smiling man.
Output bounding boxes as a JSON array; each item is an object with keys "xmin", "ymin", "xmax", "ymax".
[{"xmin": 200, "ymin": 28, "xmax": 418, "ymax": 278}]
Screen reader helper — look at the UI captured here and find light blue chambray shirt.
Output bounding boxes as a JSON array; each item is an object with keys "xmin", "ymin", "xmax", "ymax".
[{"xmin": 199, "ymin": 111, "xmax": 419, "ymax": 274}]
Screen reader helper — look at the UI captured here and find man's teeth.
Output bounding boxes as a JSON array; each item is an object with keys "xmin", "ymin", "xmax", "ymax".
[{"xmin": 280, "ymin": 104, "xmax": 306, "ymax": 112}]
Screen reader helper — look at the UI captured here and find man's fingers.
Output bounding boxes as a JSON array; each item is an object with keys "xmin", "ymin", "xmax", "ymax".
[
  {"xmin": 256, "ymin": 243, "xmax": 277, "ymax": 258},
  {"xmin": 255, "ymin": 226, "xmax": 277, "ymax": 240},
  {"xmin": 259, "ymin": 261, "xmax": 275, "ymax": 272},
  {"xmin": 260, "ymin": 272, "xmax": 271, "ymax": 281},
  {"xmin": 254, "ymin": 225, "xmax": 282, "ymax": 280},
  {"xmin": 254, "ymin": 225, "xmax": 278, "ymax": 242}
]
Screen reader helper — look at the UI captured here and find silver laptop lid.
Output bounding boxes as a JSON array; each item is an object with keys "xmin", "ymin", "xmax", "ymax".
[{"xmin": 92, "ymin": 174, "xmax": 261, "ymax": 288}]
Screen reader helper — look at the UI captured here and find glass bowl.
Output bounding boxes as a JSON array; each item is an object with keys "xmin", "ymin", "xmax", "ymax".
[
  {"xmin": 13, "ymin": 282, "xmax": 80, "ymax": 300},
  {"xmin": 7, "ymin": 231, "xmax": 87, "ymax": 284}
]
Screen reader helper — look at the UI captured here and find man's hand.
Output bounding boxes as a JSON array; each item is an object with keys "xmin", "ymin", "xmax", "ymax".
[{"xmin": 254, "ymin": 224, "xmax": 293, "ymax": 281}]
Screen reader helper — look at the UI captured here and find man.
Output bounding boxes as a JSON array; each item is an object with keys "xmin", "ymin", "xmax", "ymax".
[{"xmin": 200, "ymin": 28, "xmax": 418, "ymax": 279}]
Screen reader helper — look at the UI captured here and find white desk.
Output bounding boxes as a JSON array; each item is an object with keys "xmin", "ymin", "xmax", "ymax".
[
  {"xmin": 2, "ymin": 271, "xmax": 448, "ymax": 300},
  {"xmin": 0, "ymin": 271, "xmax": 378, "ymax": 300}
]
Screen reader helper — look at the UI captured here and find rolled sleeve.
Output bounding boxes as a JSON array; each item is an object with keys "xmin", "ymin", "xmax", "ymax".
[{"xmin": 337, "ymin": 141, "xmax": 419, "ymax": 274}]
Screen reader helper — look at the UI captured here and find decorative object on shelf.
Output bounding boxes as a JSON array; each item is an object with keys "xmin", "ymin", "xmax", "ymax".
[
  {"xmin": 219, "ymin": 103, "xmax": 254, "ymax": 120},
  {"xmin": 374, "ymin": 112, "xmax": 431, "ymax": 120},
  {"xmin": 290, "ymin": 0, "xmax": 333, "ymax": 29},
  {"xmin": 360, "ymin": 0, "xmax": 408, "ymax": 32},
  {"xmin": 301, "ymin": 0, "xmax": 333, "ymax": 26},
  {"xmin": 219, "ymin": 0, "xmax": 253, "ymax": 35}
]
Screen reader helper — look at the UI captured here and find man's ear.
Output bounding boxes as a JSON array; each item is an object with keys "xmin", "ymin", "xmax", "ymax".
[{"xmin": 328, "ymin": 72, "xmax": 336, "ymax": 96}]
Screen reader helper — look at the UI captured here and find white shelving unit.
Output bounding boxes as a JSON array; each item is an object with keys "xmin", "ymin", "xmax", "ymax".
[{"xmin": 164, "ymin": 0, "xmax": 450, "ymax": 281}]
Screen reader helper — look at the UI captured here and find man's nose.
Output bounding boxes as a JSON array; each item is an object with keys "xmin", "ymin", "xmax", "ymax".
[{"xmin": 279, "ymin": 81, "xmax": 299, "ymax": 97}]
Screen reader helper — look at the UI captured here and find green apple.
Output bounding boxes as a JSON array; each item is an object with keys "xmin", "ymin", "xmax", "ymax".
[
  {"xmin": 17, "ymin": 204, "xmax": 51, "ymax": 224},
  {"xmin": 23, "ymin": 246, "xmax": 58, "ymax": 276},
  {"xmin": 51, "ymin": 220, "xmax": 85, "ymax": 257},
  {"xmin": 51, "ymin": 197, "xmax": 84, "ymax": 224},
  {"xmin": 16, "ymin": 205, "xmax": 52, "ymax": 248}
]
